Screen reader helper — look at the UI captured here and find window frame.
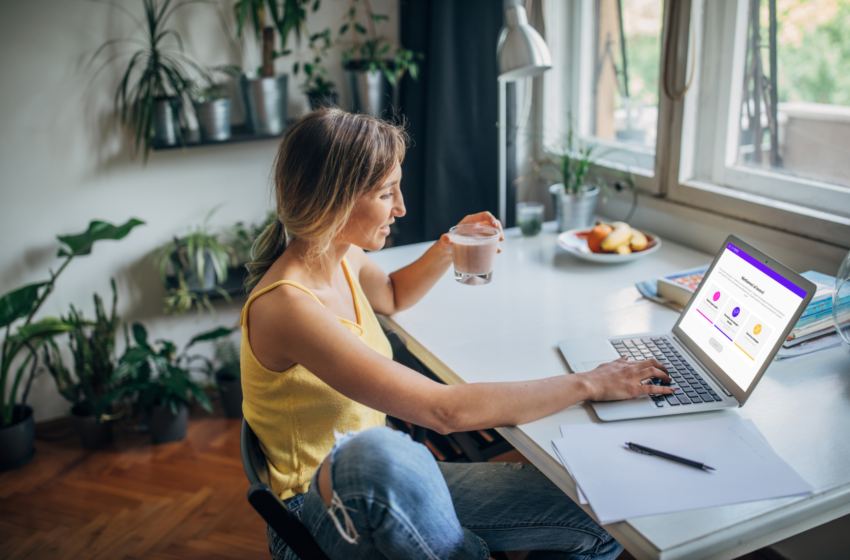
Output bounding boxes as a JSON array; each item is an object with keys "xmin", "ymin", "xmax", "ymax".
[
  {"xmin": 544, "ymin": 0, "xmax": 850, "ymax": 249},
  {"xmin": 666, "ymin": 0, "xmax": 850, "ymax": 247}
]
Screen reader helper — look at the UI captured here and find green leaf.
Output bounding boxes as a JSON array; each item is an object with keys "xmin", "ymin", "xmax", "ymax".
[
  {"xmin": 132, "ymin": 323, "xmax": 148, "ymax": 347},
  {"xmin": 0, "ymin": 282, "xmax": 49, "ymax": 329},
  {"xmin": 354, "ymin": 23, "xmax": 367, "ymax": 35},
  {"xmin": 57, "ymin": 218, "xmax": 145, "ymax": 257},
  {"xmin": 186, "ymin": 327, "xmax": 234, "ymax": 349},
  {"xmin": 12, "ymin": 317, "xmax": 73, "ymax": 342},
  {"xmin": 339, "ymin": 23, "xmax": 349, "ymax": 35}
]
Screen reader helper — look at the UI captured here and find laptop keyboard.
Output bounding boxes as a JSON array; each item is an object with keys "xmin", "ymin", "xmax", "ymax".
[{"xmin": 610, "ymin": 337, "xmax": 724, "ymax": 408}]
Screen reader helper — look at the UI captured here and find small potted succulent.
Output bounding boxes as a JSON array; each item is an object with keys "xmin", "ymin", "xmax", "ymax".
[{"xmin": 192, "ymin": 66, "xmax": 241, "ymax": 142}]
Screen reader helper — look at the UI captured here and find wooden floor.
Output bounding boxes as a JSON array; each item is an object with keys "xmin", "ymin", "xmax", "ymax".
[
  {"xmin": 0, "ymin": 407, "xmax": 268, "ymax": 560},
  {"xmin": 0, "ymin": 407, "xmax": 784, "ymax": 560}
]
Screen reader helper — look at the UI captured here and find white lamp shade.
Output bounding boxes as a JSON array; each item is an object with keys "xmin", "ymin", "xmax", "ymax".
[{"xmin": 496, "ymin": 4, "xmax": 552, "ymax": 82}]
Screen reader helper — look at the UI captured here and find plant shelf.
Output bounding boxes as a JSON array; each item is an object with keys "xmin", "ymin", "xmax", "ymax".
[{"xmin": 151, "ymin": 125, "xmax": 284, "ymax": 151}]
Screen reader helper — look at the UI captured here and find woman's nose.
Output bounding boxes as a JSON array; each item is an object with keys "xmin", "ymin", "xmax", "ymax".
[{"xmin": 393, "ymin": 193, "xmax": 406, "ymax": 218}]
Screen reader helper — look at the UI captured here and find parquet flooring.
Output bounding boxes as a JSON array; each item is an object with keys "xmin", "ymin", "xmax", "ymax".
[{"xmin": 0, "ymin": 406, "xmax": 268, "ymax": 560}]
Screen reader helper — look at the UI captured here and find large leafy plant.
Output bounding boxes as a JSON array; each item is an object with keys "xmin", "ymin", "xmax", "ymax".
[
  {"xmin": 42, "ymin": 280, "xmax": 121, "ymax": 419},
  {"xmin": 90, "ymin": 0, "xmax": 212, "ymax": 162},
  {"xmin": 103, "ymin": 324, "xmax": 233, "ymax": 416},
  {"xmin": 0, "ymin": 219, "xmax": 144, "ymax": 427}
]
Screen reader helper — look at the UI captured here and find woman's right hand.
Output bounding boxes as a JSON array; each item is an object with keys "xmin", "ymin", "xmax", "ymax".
[{"xmin": 577, "ymin": 357, "xmax": 676, "ymax": 402}]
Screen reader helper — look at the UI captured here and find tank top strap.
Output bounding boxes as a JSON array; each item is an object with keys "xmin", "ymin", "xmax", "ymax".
[{"xmin": 240, "ymin": 280, "xmax": 324, "ymax": 325}]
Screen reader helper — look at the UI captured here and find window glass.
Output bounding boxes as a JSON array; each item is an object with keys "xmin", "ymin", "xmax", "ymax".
[{"xmin": 736, "ymin": 0, "xmax": 850, "ymax": 189}]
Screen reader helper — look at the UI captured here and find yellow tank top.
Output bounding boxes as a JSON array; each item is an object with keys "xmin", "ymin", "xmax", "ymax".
[{"xmin": 240, "ymin": 258, "xmax": 391, "ymax": 499}]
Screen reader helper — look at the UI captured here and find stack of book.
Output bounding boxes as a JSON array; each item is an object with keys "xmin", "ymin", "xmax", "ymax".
[{"xmin": 776, "ymin": 271, "xmax": 849, "ymax": 360}]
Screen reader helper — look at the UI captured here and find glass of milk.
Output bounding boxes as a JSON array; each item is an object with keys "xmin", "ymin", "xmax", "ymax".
[{"xmin": 447, "ymin": 224, "xmax": 501, "ymax": 285}]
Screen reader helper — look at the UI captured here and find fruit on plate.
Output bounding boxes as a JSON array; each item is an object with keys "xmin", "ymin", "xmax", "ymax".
[
  {"xmin": 587, "ymin": 221, "xmax": 651, "ymax": 254},
  {"xmin": 600, "ymin": 221, "xmax": 631, "ymax": 252},
  {"xmin": 587, "ymin": 224, "xmax": 613, "ymax": 253},
  {"xmin": 630, "ymin": 228, "xmax": 648, "ymax": 251}
]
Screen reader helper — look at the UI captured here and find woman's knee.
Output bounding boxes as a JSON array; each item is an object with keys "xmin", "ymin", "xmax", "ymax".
[{"xmin": 329, "ymin": 426, "xmax": 439, "ymax": 497}]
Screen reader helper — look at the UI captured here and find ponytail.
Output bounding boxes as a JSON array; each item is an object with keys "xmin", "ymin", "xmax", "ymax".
[{"xmin": 244, "ymin": 220, "xmax": 287, "ymax": 292}]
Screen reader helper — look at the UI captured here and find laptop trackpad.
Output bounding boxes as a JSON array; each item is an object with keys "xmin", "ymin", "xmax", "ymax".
[
  {"xmin": 558, "ymin": 338, "xmax": 620, "ymax": 373},
  {"xmin": 581, "ymin": 360, "xmax": 613, "ymax": 372}
]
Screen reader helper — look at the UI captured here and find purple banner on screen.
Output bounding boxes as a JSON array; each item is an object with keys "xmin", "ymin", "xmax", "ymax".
[{"xmin": 726, "ymin": 244, "xmax": 807, "ymax": 299}]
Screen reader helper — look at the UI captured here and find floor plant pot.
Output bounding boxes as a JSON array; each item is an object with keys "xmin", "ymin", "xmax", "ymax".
[
  {"xmin": 240, "ymin": 75, "xmax": 288, "ymax": 135},
  {"xmin": 215, "ymin": 372, "xmax": 243, "ymax": 419},
  {"xmin": 549, "ymin": 184, "xmax": 600, "ymax": 232},
  {"xmin": 149, "ymin": 404, "xmax": 189, "ymax": 445},
  {"xmin": 0, "ymin": 405, "xmax": 35, "ymax": 470},
  {"xmin": 70, "ymin": 404, "xmax": 113, "ymax": 449},
  {"xmin": 345, "ymin": 64, "xmax": 394, "ymax": 117},
  {"xmin": 194, "ymin": 98, "xmax": 232, "ymax": 141},
  {"xmin": 154, "ymin": 96, "xmax": 181, "ymax": 146}
]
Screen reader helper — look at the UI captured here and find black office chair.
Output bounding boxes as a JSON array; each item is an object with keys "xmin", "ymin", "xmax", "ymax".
[{"xmin": 241, "ymin": 418, "xmax": 331, "ymax": 560}]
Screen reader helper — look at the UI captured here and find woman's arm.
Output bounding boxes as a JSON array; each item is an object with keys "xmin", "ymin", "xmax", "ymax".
[
  {"xmin": 249, "ymin": 287, "xmax": 676, "ymax": 435},
  {"xmin": 356, "ymin": 212, "xmax": 503, "ymax": 315}
]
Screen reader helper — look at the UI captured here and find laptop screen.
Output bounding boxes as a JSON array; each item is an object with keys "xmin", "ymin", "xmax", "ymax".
[{"xmin": 677, "ymin": 242, "xmax": 807, "ymax": 392}]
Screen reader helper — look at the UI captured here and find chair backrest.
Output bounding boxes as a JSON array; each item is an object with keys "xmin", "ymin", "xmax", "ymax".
[{"xmin": 240, "ymin": 419, "xmax": 331, "ymax": 560}]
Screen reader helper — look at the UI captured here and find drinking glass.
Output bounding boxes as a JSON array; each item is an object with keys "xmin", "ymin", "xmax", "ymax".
[
  {"xmin": 447, "ymin": 224, "xmax": 501, "ymax": 285},
  {"xmin": 516, "ymin": 202, "xmax": 544, "ymax": 236}
]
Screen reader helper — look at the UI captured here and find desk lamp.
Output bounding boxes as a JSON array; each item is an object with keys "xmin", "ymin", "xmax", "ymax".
[{"xmin": 496, "ymin": 0, "xmax": 552, "ymax": 225}]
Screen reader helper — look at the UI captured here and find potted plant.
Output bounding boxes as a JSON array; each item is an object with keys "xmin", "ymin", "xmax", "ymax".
[
  {"xmin": 0, "ymin": 219, "xmax": 144, "ymax": 469},
  {"xmin": 193, "ymin": 329, "xmax": 242, "ymax": 418},
  {"xmin": 42, "ymin": 281, "xmax": 124, "ymax": 449},
  {"xmin": 299, "ymin": 28, "xmax": 338, "ymax": 109},
  {"xmin": 90, "ymin": 0, "xmax": 211, "ymax": 161},
  {"xmin": 192, "ymin": 66, "xmax": 241, "ymax": 142},
  {"xmin": 105, "ymin": 324, "xmax": 219, "ymax": 444},
  {"xmin": 338, "ymin": 0, "xmax": 423, "ymax": 116},
  {"xmin": 234, "ymin": 0, "xmax": 320, "ymax": 134},
  {"xmin": 155, "ymin": 208, "xmax": 237, "ymax": 316},
  {"xmin": 538, "ymin": 123, "xmax": 608, "ymax": 232}
]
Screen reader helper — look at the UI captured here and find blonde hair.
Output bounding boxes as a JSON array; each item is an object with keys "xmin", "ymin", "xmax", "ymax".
[{"xmin": 245, "ymin": 108, "xmax": 408, "ymax": 292}]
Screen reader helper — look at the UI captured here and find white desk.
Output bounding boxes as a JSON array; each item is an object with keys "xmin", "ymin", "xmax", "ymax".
[{"xmin": 369, "ymin": 223, "xmax": 850, "ymax": 560}]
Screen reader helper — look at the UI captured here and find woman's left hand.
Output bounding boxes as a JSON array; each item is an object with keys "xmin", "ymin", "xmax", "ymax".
[{"xmin": 440, "ymin": 211, "xmax": 504, "ymax": 253}]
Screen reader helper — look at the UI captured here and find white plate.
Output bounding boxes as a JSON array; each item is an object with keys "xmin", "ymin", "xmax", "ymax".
[{"xmin": 557, "ymin": 227, "xmax": 661, "ymax": 263}]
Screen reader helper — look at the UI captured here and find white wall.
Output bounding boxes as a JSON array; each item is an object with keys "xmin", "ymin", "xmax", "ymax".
[{"xmin": 0, "ymin": 0, "xmax": 398, "ymax": 422}]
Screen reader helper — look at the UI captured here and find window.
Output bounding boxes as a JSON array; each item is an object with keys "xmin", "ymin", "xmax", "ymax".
[
  {"xmin": 543, "ymin": 0, "xmax": 666, "ymax": 189},
  {"xmin": 545, "ymin": 0, "xmax": 850, "ymax": 246}
]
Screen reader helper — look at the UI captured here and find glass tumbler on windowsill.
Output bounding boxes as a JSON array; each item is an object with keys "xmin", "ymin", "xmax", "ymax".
[{"xmin": 516, "ymin": 202, "xmax": 544, "ymax": 237}]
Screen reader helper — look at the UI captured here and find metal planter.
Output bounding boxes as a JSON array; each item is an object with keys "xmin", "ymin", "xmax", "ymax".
[
  {"xmin": 240, "ymin": 75, "xmax": 288, "ymax": 135},
  {"xmin": 154, "ymin": 97, "xmax": 181, "ymax": 146},
  {"xmin": 194, "ymin": 98, "xmax": 232, "ymax": 141},
  {"xmin": 549, "ymin": 184, "xmax": 600, "ymax": 232},
  {"xmin": 308, "ymin": 92, "xmax": 339, "ymax": 111},
  {"xmin": 345, "ymin": 68, "xmax": 394, "ymax": 117},
  {"xmin": 0, "ymin": 405, "xmax": 34, "ymax": 470}
]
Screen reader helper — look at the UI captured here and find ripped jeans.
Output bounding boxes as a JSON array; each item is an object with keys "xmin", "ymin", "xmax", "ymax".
[{"xmin": 267, "ymin": 427, "xmax": 623, "ymax": 560}]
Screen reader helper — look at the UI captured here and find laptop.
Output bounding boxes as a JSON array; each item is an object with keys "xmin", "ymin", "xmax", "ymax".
[{"xmin": 558, "ymin": 235, "xmax": 817, "ymax": 421}]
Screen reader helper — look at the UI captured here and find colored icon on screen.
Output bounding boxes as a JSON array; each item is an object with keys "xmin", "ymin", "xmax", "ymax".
[
  {"xmin": 713, "ymin": 291, "xmax": 721, "ymax": 302},
  {"xmin": 754, "ymin": 324, "xmax": 762, "ymax": 335},
  {"xmin": 732, "ymin": 307, "xmax": 740, "ymax": 317}
]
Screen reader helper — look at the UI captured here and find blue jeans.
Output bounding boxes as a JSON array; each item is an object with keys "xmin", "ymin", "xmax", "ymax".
[{"xmin": 267, "ymin": 427, "xmax": 622, "ymax": 560}]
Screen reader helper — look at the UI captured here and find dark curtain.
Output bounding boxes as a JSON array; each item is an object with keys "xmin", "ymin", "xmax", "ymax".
[{"xmin": 396, "ymin": 0, "xmax": 511, "ymax": 246}]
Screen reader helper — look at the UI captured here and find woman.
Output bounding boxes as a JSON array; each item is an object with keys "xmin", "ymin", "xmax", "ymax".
[{"xmin": 241, "ymin": 108, "xmax": 675, "ymax": 560}]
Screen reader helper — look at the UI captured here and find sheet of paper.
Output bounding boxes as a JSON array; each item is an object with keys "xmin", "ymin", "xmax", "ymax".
[
  {"xmin": 551, "ymin": 441, "xmax": 588, "ymax": 504},
  {"xmin": 552, "ymin": 416, "xmax": 812, "ymax": 525}
]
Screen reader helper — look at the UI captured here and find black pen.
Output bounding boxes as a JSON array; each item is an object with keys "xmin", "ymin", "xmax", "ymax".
[{"xmin": 625, "ymin": 442, "xmax": 716, "ymax": 471}]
